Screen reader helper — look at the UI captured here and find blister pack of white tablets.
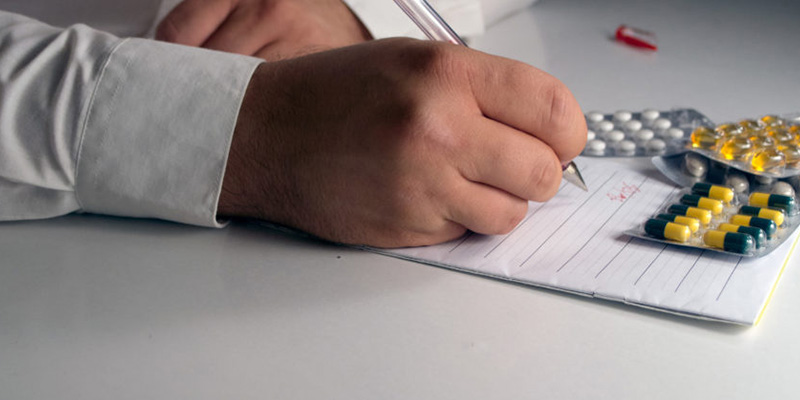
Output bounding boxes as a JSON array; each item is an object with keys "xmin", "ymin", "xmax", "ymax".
[
  {"xmin": 625, "ymin": 182, "xmax": 799, "ymax": 257},
  {"xmin": 583, "ymin": 108, "xmax": 713, "ymax": 157}
]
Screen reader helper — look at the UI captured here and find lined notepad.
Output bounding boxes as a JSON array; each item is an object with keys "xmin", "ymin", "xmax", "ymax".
[{"xmin": 371, "ymin": 158, "xmax": 800, "ymax": 325}]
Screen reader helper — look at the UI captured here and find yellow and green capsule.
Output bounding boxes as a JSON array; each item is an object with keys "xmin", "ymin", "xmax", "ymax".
[
  {"xmin": 739, "ymin": 205, "xmax": 785, "ymax": 226},
  {"xmin": 645, "ymin": 219, "xmax": 692, "ymax": 243},
  {"xmin": 749, "ymin": 192, "xmax": 796, "ymax": 214},
  {"xmin": 691, "ymin": 183, "xmax": 735, "ymax": 203},
  {"xmin": 655, "ymin": 213, "xmax": 700, "ymax": 233},
  {"xmin": 680, "ymin": 194, "xmax": 723, "ymax": 215},
  {"xmin": 704, "ymin": 230, "xmax": 754, "ymax": 254},
  {"xmin": 667, "ymin": 204, "xmax": 712, "ymax": 226},
  {"xmin": 730, "ymin": 214, "xmax": 777, "ymax": 239},
  {"xmin": 718, "ymin": 223, "xmax": 766, "ymax": 249}
]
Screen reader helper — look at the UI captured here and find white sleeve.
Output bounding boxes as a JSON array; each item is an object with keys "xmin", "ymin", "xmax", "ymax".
[{"xmin": 0, "ymin": 10, "xmax": 262, "ymax": 227}]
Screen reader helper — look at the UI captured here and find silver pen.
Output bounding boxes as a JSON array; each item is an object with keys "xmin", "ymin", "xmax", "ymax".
[{"xmin": 392, "ymin": 0, "xmax": 588, "ymax": 192}]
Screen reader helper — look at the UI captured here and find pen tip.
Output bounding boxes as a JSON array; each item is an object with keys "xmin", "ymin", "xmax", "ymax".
[{"xmin": 563, "ymin": 161, "xmax": 588, "ymax": 192}]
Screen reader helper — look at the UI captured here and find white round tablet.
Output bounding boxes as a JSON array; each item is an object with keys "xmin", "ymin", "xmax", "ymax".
[
  {"xmin": 586, "ymin": 139, "xmax": 607, "ymax": 155},
  {"xmin": 596, "ymin": 120, "xmax": 614, "ymax": 133},
  {"xmin": 623, "ymin": 119, "xmax": 643, "ymax": 133},
  {"xmin": 587, "ymin": 130, "xmax": 596, "ymax": 141},
  {"xmin": 664, "ymin": 127, "xmax": 684, "ymax": 140},
  {"xmin": 604, "ymin": 129, "xmax": 625, "ymax": 143},
  {"xmin": 653, "ymin": 118, "xmax": 672, "ymax": 132},
  {"xmin": 586, "ymin": 111, "xmax": 605, "ymax": 124},
  {"xmin": 616, "ymin": 140, "xmax": 636, "ymax": 156},
  {"xmin": 634, "ymin": 129, "xmax": 655, "ymax": 143},
  {"xmin": 755, "ymin": 175, "xmax": 775, "ymax": 186},
  {"xmin": 771, "ymin": 181, "xmax": 796, "ymax": 197},
  {"xmin": 613, "ymin": 110, "xmax": 633, "ymax": 123},
  {"xmin": 682, "ymin": 153, "xmax": 708, "ymax": 177},
  {"xmin": 641, "ymin": 109, "xmax": 660, "ymax": 124},
  {"xmin": 645, "ymin": 139, "xmax": 666, "ymax": 155},
  {"xmin": 726, "ymin": 173, "xmax": 749, "ymax": 194}
]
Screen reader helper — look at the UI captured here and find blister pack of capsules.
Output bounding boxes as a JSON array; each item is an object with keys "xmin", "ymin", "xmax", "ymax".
[
  {"xmin": 626, "ymin": 183, "xmax": 799, "ymax": 257},
  {"xmin": 683, "ymin": 114, "xmax": 800, "ymax": 179},
  {"xmin": 583, "ymin": 108, "xmax": 713, "ymax": 157},
  {"xmin": 652, "ymin": 113, "xmax": 800, "ymax": 201}
]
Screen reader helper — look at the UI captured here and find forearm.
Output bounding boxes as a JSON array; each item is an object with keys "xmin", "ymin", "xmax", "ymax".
[{"xmin": 0, "ymin": 10, "xmax": 261, "ymax": 226}]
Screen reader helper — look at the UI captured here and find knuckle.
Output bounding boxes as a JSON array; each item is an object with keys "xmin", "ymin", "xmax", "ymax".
[
  {"xmin": 544, "ymin": 80, "xmax": 587, "ymax": 159},
  {"xmin": 393, "ymin": 40, "xmax": 459, "ymax": 78},
  {"xmin": 528, "ymin": 153, "xmax": 562, "ymax": 201},
  {"xmin": 544, "ymin": 80, "xmax": 574, "ymax": 134},
  {"xmin": 501, "ymin": 201, "xmax": 528, "ymax": 233},
  {"xmin": 483, "ymin": 200, "xmax": 528, "ymax": 235},
  {"xmin": 504, "ymin": 61, "xmax": 532, "ymax": 85}
]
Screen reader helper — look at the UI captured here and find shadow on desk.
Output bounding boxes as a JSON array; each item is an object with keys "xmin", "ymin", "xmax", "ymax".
[{"xmin": 0, "ymin": 214, "xmax": 747, "ymax": 345}]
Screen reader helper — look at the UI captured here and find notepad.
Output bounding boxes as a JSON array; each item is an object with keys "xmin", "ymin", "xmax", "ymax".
[{"xmin": 369, "ymin": 158, "xmax": 800, "ymax": 325}]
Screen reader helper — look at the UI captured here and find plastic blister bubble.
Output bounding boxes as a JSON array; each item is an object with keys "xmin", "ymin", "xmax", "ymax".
[
  {"xmin": 582, "ymin": 108, "xmax": 713, "ymax": 157},
  {"xmin": 626, "ymin": 182, "xmax": 799, "ymax": 257},
  {"xmin": 684, "ymin": 113, "xmax": 800, "ymax": 179}
]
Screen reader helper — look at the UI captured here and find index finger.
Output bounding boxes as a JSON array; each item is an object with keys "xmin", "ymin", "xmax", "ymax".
[
  {"xmin": 465, "ymin": 50, "xmax": 587, "ymax": 162},
  {"xmin": 156, "ymin": 0, "xmax": 235, "ymax": 46}
]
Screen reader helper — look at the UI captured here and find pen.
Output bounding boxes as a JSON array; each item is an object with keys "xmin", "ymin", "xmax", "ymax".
[{"xmin": 392, "ymin": 0, "xmax": 588, "ymax": 192}]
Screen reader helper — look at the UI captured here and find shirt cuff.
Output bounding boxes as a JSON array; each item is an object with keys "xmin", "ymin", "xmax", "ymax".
[
  {"xmin": 344, "ymin": 0, "xmax": 485, "ymax": 40},
  {"xmin": 75, "ymin": 38, "xmax": 262, "ymax": 227}
]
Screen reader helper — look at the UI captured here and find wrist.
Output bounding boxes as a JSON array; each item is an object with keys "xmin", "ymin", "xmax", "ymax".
[{"xmin": 218, "ymin": 63, "xmax": 290, "ymax": 222}]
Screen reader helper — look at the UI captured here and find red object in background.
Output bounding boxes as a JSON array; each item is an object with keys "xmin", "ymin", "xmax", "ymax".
[{"xmin": 615, "ymin": 25, "xmax": 658, "ymax": 51}]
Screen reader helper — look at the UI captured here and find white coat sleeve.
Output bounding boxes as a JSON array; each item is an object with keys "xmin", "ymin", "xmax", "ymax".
[{"xmin": 0, "ymin": 10, "xmax": 263, "ymax": 227}]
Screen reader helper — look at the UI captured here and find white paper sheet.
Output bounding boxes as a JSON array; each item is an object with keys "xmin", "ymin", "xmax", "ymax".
[{"xmin": 373, "ymin": 158, "xmax": 800, "ymax": 325}]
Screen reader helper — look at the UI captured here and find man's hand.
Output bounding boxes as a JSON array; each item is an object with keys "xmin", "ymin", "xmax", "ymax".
[
  {"xmin": 156, "ymin": 0, "xmax": 371, "ymax": 60},
  {"xmin": 218, "ymin": 39, "xmax": 586, "ymax": 248}
]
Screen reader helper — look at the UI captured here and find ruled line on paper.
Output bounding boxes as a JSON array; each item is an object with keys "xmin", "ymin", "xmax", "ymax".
[
  {"xmin": 519, "ymin": 172, "xmax": 619, "ymax": 268},
  {"xmin": 594, "ymin": 236, "xmax": 633, "ymax": 279},
  {"xmin": 448, "ymin": 232, "xmax": 472, "ymax": 253},
  {"xmin": 448, "ymin": 165, "xmax": 585, "ymax": 258},
  {"xmin": 557, "ymin": 176, "xmax": 649, "ymax": 273},
  {"xmin": 381, "ymin": 158, "xmax": 798, "ymax": 324},
  {"xmin": 717, "ymin": 257, "xmax": 743, "ymax": 301},
  {"xmin": 675, "ymin": 251, "xmax": 705, "ymax": 293},
  {"xmin": 635, "ymin": 245, "xmax": 667, "ymax": 286},
  {"xmin": 484, "ymin": 202, "xmax": 547, "ymax": 258}
]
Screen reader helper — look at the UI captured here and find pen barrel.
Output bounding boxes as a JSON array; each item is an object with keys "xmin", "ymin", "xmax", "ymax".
[{"xmin": 392, "ymin": 0, "xmax": 467, "ymax": 46}]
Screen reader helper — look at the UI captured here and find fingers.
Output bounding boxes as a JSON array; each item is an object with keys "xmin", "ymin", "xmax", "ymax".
[
  {"xmin": 456, "ymin": 118, "xmax": 563, "ymax": 202},
  {"xmin": 202, "ymin": 4, "xmax": 281, "ymax": 54},
  {"xmin": 465, "ymin": 52, "xmax": 587, "ymax": 162},
  {"xmin": 156, "ymin": 0, "xmax": 236, "ymax": 46},
  {"xmin": 446, "ymin": 179, "xmax": 529, "ymax": 236}
]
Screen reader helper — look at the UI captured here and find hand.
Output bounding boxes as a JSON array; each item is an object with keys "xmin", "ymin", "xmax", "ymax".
[
  {"xmin": 218, "ymin": 39, "xmax": 586, "ymax": 248},
  {"xmin": 156, "ymin": 0, "xmax": 371, "ymax": 60}
]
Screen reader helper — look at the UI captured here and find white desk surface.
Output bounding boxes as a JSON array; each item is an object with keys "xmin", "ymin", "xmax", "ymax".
[{"xmin": 2, "ymin": 1, "xmax": 800, "ymax": 399}]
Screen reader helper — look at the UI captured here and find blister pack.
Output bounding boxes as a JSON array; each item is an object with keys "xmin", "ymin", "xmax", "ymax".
[
  {"xmin": 683, "ymin": 114, "xmax": 800, "ymax": 179},
  {"xmin": 583, "ymin": 108, "xmax": 713, "ymax": 157},
  {"xmin": 625, "ymin": 182, "xmax": 799, "ymax": 257}
]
